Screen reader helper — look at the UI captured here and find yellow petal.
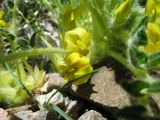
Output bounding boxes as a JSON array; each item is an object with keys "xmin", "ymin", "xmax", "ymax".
[
  {"xmin": 72, "ymin": 65, "xmax": 93, "ymax": 85},
  {"xmin": 0, "ymin": 20, "xmax": 10, "ymax": 28},
  {"xmin": 60, "ymin": 64, "xmax": 75, "ymax": 73},
  {"xmin": 147, "ymin": 23, "xmax": 160, "ymax": 43},
  {"xmin": 144, "ymin": 42, "xmax": 157, "ymax": 53},
  {"xmin": 80, "ymin": 31, "xmax": 91, "ymax": 47},
  {"xmin": 77, "ymin": 40, "xmax": 89, "ymax": 55},
  {"xmin": 145, "ymin": 0, "xmax": 155, "ymax": 15},
  {"xmin": 64, "ymin": 27, "xmax": 91, "ymax": 52},
  {"xmin": 63, "ymin": 36, "xmax": 78, "ymax": 52},
  {"xmin": 0, "ymin": 10, "xmax": 4, "ymax": 19},
  {"xmin": 74, "ymin": 56, "xmax": 90, "ymax": 68},
  {"xmin": 64, "ymin": 52, "xmax": 81, "ymax": 66}
]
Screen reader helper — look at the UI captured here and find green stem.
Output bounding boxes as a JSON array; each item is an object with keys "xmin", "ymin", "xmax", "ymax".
[
  {"xmin": 0, "ymin": 48, "xmax": 68, "ymax": 63},
  {"xmin": 12, "ymin": 0, "xmax": 17, "ymax": 35},
  {"xmin": 51, "ymin": 0, "xmax": 64, "ymax": 13},
  {"xmin": 12, "ymin": 0, "xmax": 18, "ymax": 49},
  {"xmin": 107, "ymin": 49, "xmax": 147, "ymax": 79}
]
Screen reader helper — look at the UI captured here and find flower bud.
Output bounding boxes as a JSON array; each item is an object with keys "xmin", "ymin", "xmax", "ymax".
[
  {"xmin": 145, "ymin": 0, "xmax": 155, "ymax": 15},
  {"xmin": 114, "ymin": 0, "xmax": 132, "ymax": 24}
]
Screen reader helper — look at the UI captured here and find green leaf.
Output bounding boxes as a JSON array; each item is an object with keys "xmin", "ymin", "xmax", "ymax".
[
  {"xmin": 133, "ymin": 16, "xmax": 149, "ymax": 34},
  {"xmin": 136, "ymin": 27, "xmax": 148, "ymax": 45},
  {"xmin": 0, "ymin": 28, "xmax": 15, "ymax": 41},
  {"xmin": 30, "ymin": 32, "xmax": 36, "ymax": 48},
  {"xmin": 8, "ymin": 0, "xmax": 14, "ymax": 9},
  {"xmin": 129, "ymin": 47, "xmax": 147, "ymax": 68},
  {"xmin": 138, "ymin": 0, "xmax": 147, "ymax": 6},
  {"xmin": 148, "ymin": 82, "xmax": 160, "ymax": 92},
  {"xmin": 147, "ymin": 52, "xmax": 160, "ymax": 67},
  {"xmin": 17, "ymin": 38, "xmax": 30, "ymax": 50},
  {"xmin": 121, "ymin": 80, "xmax": 150, "ymax": 96},
  {"xmin": 109, "ymin": 0, "xmax": 119, "ymax": 11}
]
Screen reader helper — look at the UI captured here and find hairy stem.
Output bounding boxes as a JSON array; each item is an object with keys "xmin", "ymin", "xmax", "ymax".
[
  {"xmin": 0, "ymin": 48, "xmax": 68, "ymax": 63},
  {"xmin": 107, "ymin": 49, "xmax": 147, "ymax": 79}
]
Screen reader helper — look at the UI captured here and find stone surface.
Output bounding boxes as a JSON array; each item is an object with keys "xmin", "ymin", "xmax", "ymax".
[
  {"xmin": 75, "ymin": 66, "xmax": 130, "ymax": 108},
  {"xmin": 150, "ymin": 94, "xmax": 160, "ymax": 115},
  {"xmin": 0, "ymin": 108, "xmax": 10, "ymax": 120},
  {"xmin": 65, "ymin": 101, "xmax": 84, "ymax": 119},
  {"xmin": 13, "ymin": 109, "xmax": 58, "ymax": 120},
  {"xmin": 36, "ymin": 89, "xmax": 82, "ymax": 119},
  {"xmin": 78, "ymin": 110, "xmax": 107, "ymax": 120},
  {"xmin": 41, "ymin": 73, "xmax": 65, "ymax": 93},
  {"xmin": 151, "ymin": 94, "xmax": 160, "ymax": 109},
  {"xmin": 7, "ymin": 105, "xmax": 30, "ymax": 114},
  {"xmin": 36, "ymin": 89, "xmax": 66, "ymax": 108}
]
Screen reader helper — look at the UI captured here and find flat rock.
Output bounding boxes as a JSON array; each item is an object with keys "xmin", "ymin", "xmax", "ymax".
[
  {"xmin": 78, "ymin": 110, "xmax": 107, "ymax": 120},
  {"xmin": 36, "ymin": 89, "xmax": 82, "ymax": 119},
  {"xmin": 151, "ymin": 94, "xmax": 160, "ymax": 109},
  {"xmin": 13, "ymin": 109, "xmax": 58, "ymax": 120},
  {"xmin": 75, "ymin": 66, "xmax": 130, "ymax": 109},
  {"xmin": 0, "ymin": 108, "xmax": 10, "ymax": 120},
  {"xmin": 41, "ymin": 73, "xmax": 65, "ymax": 93},
  {"xmin": 36, "ymin": 89, "xmax": 66, "ymax": 109},
  {"xmin": 7, "ymin": 105, "xmax": 30, "ymax": 114},
  {"xmin": 150, "ymin": 94, "xmax": 160, "ymax": 115}
]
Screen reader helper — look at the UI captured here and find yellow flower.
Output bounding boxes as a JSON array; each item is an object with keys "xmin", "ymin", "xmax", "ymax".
[
  {"xmin": 63, "ymin": 27, "xmax": 91, "ymax": 56},
  {"xmin": 61, "ymin": 28, "xmax": 93, "ymax": 85},
  {"xmin": 61, "ymin": 52, "xmax": 93, "ymax": 85},
  {"xmin": 0, "ymin": 10, "xmax": 10, "ymax": 28},
  {"xmin": 144, "ymin": 23, "xmax": 160, "ymax": 53}
]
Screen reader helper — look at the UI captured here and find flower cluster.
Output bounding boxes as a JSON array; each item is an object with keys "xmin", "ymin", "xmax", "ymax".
[
  {"xmin": 144, "ymin": 23, "xmax": 160, "ymax": 52},
  {"xmin": 61, "ymin": 27, "xmax": 93, "ymax": 85},
  {"xmin": 144, "ymin": 0, "xmax": 160, "ymax": 53}
]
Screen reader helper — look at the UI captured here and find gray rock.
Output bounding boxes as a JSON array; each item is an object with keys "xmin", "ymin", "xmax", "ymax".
[
  {"xmin": 36, "ymin": 89, "xmax": 66, "ymax": 108},
  {"xmin": 78, "ymin": 110, "xmax": 107, "ymax": 120},
  {"xmin": 75, "ymin": 66, "xmax": 130, "ymax": 108},
  {"xmin": 150, "ymin": 94, "xmax": 160, "ymax": 115},
  {"xmin": 13, "ymin": 109, "xmax": 58, "ymax": 120},
  {"xmin": 65, "ymin": 101, "xmax": 84, "ymax": 119},
  {"xmin": 0, "ymin": 108, "xmax": 10, "ymax": 120},
  {"xmin": 7, "ymin": 105, "xmax": 30, "ymax": 114},
  {"xmin": 41, "ymin": 73, "xmax": 65, "ymax": 93},
  {"xmin": 151, "ymin": 94, "xmax": 160, "ymax": 109},
  {"xmin": 36, "ymin": 89, "xmax": 82, "ymax": 119}
]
